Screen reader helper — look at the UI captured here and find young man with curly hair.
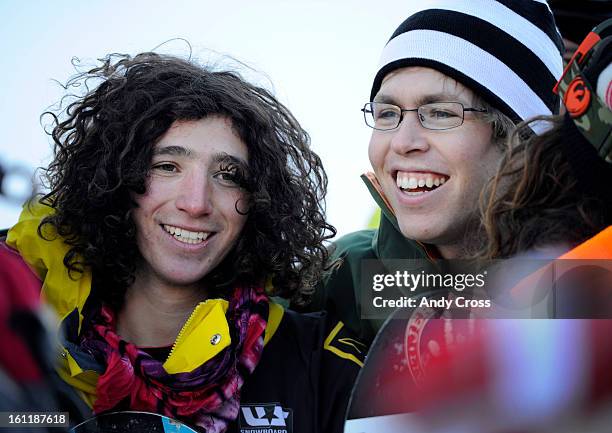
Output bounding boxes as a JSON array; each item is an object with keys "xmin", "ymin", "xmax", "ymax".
[{"xmin": 4, "ymin": 53, "xmax": 363, "ymax": 433}]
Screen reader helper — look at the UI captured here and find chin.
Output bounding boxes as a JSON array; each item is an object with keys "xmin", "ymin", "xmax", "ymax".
[
  {"xmin": 397, "ymin": 217, "xmax": 440, "ymax": 241},
  {"xmin": 162, "ymin": 271, "xmax": 210, "ymax": 287}
]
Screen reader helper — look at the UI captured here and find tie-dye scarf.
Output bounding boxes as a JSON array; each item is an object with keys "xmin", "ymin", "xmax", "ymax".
[{"xmin": 79, "ymin": 286, "xmax": 269, "ymax": 433}]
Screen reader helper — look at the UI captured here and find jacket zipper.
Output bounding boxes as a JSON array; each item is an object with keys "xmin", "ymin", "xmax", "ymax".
[{"xmin": 167, "ymin": 302, "xmax": 204, "ymax": 361}]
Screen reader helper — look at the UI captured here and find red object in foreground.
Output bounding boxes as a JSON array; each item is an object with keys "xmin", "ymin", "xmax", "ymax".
[{"xmin": 0, "ymin": 242, "xmax": 44, "ymax": 382}]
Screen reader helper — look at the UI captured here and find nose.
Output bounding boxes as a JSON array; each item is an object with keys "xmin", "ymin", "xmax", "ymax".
[
  {"xmin": 175, "ymin": 172, "xmax": 213, "ymax": 217},
  {"xmin": 389, "ymin": 112, "xmax": 430, "ymax": 155}
]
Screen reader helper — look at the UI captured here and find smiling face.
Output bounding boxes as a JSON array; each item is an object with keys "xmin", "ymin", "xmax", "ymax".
[
  {"xmin": 131, "ymin": 116, "xmax": 249, "ymax": 290},
  {"xmin": 368, "ymin": 67, "xmax": 503, "ymax": 258}
]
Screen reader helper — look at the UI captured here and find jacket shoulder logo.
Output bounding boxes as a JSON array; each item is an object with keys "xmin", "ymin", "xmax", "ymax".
[
  {"xmin": 324, "ymin": 321, "xmax": 366, "ymax": 366},
  {"xmin": 239, "ymin": 403, "xmax": 293, "ymax": 433},
  {"xmin": 338, "ymin": 337, "xmax": 368, "ymax": 353}
]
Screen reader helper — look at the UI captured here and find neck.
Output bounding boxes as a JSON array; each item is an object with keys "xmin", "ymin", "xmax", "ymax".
[
  {"xmin": 436, "ymin": 243, "xmax": 465, "ymax": 259},
  {"xmin": 435, "ymin": 223, "xmax": 485, "ymax": 259},
  {"xmin": 116, "ymin": 270, "xmax": 208, "ymax": 347}
]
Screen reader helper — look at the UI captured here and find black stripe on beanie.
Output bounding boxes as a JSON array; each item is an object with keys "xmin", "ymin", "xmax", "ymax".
[
  {"xmin": 496, "ymin": 0, "xmax": 565, "ymax": 53},
  {"xmin": 383, "ymin": 9, "xmax": 559, "ymax": 114},
  {"xmin": 372, "ymin": 58, "xmax": 522, "ymax": 124}
]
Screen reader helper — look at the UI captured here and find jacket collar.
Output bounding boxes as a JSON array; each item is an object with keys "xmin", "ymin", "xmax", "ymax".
[{"xmin": 361, "ymin": 172, "xmax": 440, "ymax": 261}]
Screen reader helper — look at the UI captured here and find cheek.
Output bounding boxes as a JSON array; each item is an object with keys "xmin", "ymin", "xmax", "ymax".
[
  {"xmin": 471, "ymin": 133, "xmax": 502, "ymax": 178},
  {"xmin": 225, "ymin": 192, "xmax": 249, "ymax": 235},
  {"xmin": 483, "ymin": 146, "xmax": 503, "ymax": 177},
  {"xmin": 131, "ymin": 178, "xmax": 164, "ymax": 216},
  {"xmin": 368, "ymin": 134, "xmax": 386, "ymax": 173},
  {"xmin": 453, "ymin": 139, "xmax": 502, "ymax": 194},
  {"xmin": 452, "ymin": 128, "xmax": 497, "ymax": 171},
  {"xmin": 130, "ymin": 198, "xmax": 148, "ymax": 233},
  {"xmin": 130, "ymin": 208, "xmax": 149, "ymax": 254},
  {"xmin": 234, "ymin": 192, "xmax": 250, "ymax": 215},
  {"xmin": 232, "ymin": 213, "xmax": 248, "ymax": 238}
]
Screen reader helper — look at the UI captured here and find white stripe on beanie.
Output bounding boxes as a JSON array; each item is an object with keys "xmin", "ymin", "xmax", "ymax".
[{"xmin": 389, "ymin": 0, "xmax": 563, "ymax": 79}]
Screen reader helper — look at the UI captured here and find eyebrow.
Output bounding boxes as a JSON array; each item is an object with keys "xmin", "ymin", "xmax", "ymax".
[
  {"xmin": 153, "ymin": 145, "xmax": 193, "ymax": 157},
  {"xmin": 373, "ymin": 92, "xmax": 469, "ymax": 106},
  {"xmin": 211, "ymin": 152, "xmax": 248, "ymax": 168},
  {"xmin": 415, "ymin": 92, "xmax": 467, "ymax": 106},
  {"xmin": 372, "ymin": 94, "xmax": 400, "ymax": 105},
  {"xmin": 153, "ymin": 147, "xmax": 247, "ymax": 167}
]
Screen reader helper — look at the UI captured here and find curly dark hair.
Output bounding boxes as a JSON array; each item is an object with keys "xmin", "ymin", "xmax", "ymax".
[
  {"xmin": 478, "ymin": 115, "xmax": 610, "ymax": 259},
  {"xmin": 39, "ymin": 52, "xmax": 335, "ymax": 307}
]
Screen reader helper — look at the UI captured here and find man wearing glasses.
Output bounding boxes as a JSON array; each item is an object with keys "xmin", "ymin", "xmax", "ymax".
[{"xmin": 307, "ymin": 0, "xmax": 565, "ymax": 345}]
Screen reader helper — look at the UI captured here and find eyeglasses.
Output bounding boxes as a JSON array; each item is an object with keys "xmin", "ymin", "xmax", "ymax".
[{"xmin": 361, "ymin": 102, "xmax": 487, "ymax": 131}]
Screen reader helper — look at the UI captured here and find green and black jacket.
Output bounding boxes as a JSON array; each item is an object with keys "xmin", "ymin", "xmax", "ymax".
[{"xmin": 304, "ymin": 173, "xmax": 438, "ymax": 346}]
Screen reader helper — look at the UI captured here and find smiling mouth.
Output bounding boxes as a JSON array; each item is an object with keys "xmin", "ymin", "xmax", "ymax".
[
  {"xmin": 395, "ymin": 171, "xmax": 450, "ymax": 196},
  {"xmin": 162, "ymin": 224, "xmax": 213, "ymax": 245}
]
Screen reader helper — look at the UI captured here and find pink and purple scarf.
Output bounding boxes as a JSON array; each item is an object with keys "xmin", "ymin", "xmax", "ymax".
[{"xmin": 79, "ymin": 286, "xmax": 269, "ymax": 433}]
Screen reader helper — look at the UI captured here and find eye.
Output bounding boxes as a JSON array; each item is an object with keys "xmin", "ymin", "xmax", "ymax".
[
  {"xmin": 152, "ymin": 162, "xmax": 178, "ymax": 173},
  {"xmin": 213, "ymin": 165, "xmax": 242, "ymax": 187},
  {"xmin": 429, "ymin": 109, "xmax": 459, "ymax": 119},
  {"xmin": 422, "ymin": 103, "xmax": 463, "ymax": 120},
  {"xmin": 376, "ymin": 108, "xmax": 400, "ymax": 120},
  {"xmin": 214, "ymin": 171, "xmax": 237, "ymax": 183}
]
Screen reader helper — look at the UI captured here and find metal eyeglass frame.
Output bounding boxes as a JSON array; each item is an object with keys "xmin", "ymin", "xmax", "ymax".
[{"xmin": 361, "ymin": 101, "xmax": 488, "ymax": 131}]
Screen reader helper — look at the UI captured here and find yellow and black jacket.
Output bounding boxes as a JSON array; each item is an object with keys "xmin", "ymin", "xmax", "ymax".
[{"xmin": 6, "ymin": 203, "xmax": 364, "ymax": 433}]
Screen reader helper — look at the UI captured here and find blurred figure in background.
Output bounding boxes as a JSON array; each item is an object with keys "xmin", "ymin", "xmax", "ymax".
[
  {"xmin": 0, "ymin": 160, "xmax": 78, "ymax": 432},
  {"xmin": 550, "ymin": 0, "xmax": 612, "ymax": 62},
  {"xmin": 0, "ymin": 161, "xmax": 36, "ymax": 204},
  {"xmin": 0, "ymin": 245, "xmax": 66, "ymax": 433},
  {"xmin": 480, "ymin": 18, "xmax": 612, "ymax": 259}
]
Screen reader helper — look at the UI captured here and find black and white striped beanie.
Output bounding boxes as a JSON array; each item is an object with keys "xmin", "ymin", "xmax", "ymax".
[{"xmin": 371, "ymin": 0, "xmax": 565, "ymax": 125}]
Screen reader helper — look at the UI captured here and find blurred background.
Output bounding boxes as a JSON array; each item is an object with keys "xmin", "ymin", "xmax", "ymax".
[{"xmin": 0, "ymin": 1, "xmax": 423, "ymax": 237}]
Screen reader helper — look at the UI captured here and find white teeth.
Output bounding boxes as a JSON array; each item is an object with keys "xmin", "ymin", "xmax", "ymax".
[
  {"xmin": 396, "ymin": 172, "xmax": 449, "ymax": 192},
  {"xmin": 162, "ymin": 225, "xmax": 210, "ymax": 244}
]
